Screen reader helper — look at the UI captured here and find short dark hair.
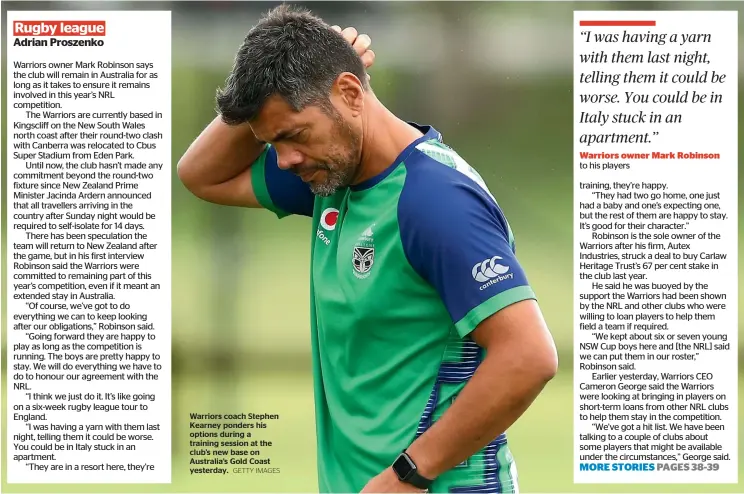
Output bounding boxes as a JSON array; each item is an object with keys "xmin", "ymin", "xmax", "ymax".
[{"xmin": 216, "ymin": 3, "xmax": 369, "ymax": 125}]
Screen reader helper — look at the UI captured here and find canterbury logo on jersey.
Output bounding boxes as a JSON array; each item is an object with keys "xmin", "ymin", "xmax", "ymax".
[
  {"xmin": 472, "ymin": 256, "xmax": 514, "ymax": 291},
  {"xmin": 472, "ymin": 256, "xmax": 510, "ymax": 282}
]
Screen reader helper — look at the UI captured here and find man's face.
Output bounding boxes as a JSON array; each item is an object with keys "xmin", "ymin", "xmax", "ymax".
[{"xmin": 250, "ymin": 94, "xmax": 362, "ymax": 197}]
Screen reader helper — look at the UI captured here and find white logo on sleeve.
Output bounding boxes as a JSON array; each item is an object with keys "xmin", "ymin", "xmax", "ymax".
[{"xmin": 472, "ymin": 256, "xmax": 513, "ymax": 290}]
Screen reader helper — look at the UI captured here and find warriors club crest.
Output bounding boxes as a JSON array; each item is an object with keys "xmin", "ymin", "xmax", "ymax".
[
  {"xmin": 352, "ymin": 225, "xmax": 375, "ymax": 279},
  {"xmin": 352, "ymin": 247, "xmax": 374, "ymax": 276}
]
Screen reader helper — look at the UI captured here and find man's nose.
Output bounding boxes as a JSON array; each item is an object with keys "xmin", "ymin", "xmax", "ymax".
[{"xmin": 276, "ymin": 148, "xmax": 304, "ymax": 170}]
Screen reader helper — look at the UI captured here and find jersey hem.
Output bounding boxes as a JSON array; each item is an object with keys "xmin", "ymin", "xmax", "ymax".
[
  {"xmin": 251, "ymin": 146, "xmax": 290, "ymax": 219},
  {"xmin": 454, "ymin": 285, "xmax": 537, "ymax": 338}
]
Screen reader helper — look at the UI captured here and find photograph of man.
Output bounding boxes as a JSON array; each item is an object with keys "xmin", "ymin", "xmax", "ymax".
[{"xmin": 178, "ymin": 5, "xmax": 558, "ymax": 492}]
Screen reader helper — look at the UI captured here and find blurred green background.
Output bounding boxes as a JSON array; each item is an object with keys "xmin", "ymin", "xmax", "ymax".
[{"xmin": 2, "ymin": 0, "xmax": 743, "ymax": 492}]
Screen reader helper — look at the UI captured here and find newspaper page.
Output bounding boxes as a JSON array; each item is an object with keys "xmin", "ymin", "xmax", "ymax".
[
  {"xmin": 574, "ymin": 9, "xmax": 738, "ymax": 485},
  {"xmin": 1, "ymin": 2, "xmax": 739, "ymax": 494}
]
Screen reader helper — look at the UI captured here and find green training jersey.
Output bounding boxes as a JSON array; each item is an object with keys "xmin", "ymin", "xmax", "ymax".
[{"xmin": 251, "ymin": 123, "xmax": 537, "ymax": 493}]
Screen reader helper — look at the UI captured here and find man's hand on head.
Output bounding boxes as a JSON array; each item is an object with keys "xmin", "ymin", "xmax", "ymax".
[{"xmin": 331, "ymin": 25, "xmax": 375, "ymax": 79}]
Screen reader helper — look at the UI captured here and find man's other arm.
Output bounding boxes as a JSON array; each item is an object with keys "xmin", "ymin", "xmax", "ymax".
[
  {"xmin": 362, "ymin": 298, "xmax": 556, "ymax": 492},
  {"xmin": 405, "ymin": 300, "xmax": 557, "ymax": 480},
  {"xmin": 397, "ymin": 177, "xmax": 557, "ymax": 480}
]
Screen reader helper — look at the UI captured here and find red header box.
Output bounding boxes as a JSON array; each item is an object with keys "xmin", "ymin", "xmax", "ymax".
[{"xmin": 13, "ymin": 21, "xmax": 106, "ymax": 36}]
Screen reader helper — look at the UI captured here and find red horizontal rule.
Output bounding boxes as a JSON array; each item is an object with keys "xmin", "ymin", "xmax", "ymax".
[
  {"xmin": 13, "ymin": 20, "xmax": 106, "ymax": 36},
  {"xmin": 579, "ymin": 20, "xmax": 656, "ymax": 26}
]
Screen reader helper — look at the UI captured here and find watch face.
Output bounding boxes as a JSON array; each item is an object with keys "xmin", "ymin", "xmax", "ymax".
[{"xmin": 393, "ymin": 454, "xmax": 415, "ymax": 480}]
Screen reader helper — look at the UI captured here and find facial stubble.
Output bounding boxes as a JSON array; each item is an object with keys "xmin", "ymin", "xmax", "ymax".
[{"xmin": 308, "ymin": 112, "xmax": 362, "ymax": 197}]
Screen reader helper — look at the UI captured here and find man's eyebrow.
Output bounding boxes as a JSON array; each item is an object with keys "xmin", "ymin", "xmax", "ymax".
[{"xmin": 269, "ymin": 128, "xmax": 298, "ymax": 142}]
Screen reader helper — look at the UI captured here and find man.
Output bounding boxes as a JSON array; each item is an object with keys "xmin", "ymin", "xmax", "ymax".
[{"xmin": 178, "ymin": 4, "xmax": 558, "ymax": 493}]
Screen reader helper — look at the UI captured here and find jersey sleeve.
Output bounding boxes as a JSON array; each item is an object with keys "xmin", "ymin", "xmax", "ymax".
[
  {"xmin": 250, "ymin": 144, "xmax": 314, "ymax": 218},
  {"xmin": 398, "ymin": 171, "xmax": 537, "ymax": 339}
]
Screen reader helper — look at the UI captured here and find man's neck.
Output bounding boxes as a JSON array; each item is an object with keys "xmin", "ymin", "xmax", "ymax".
[{"xmin": 352, "ymin": 99, "xmax": 424, "ymax": 186}]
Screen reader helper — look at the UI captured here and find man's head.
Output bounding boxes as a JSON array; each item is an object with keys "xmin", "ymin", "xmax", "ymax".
[{"xmin": 217, "ymin": 4, "xmax": 370, "ymax": 196}]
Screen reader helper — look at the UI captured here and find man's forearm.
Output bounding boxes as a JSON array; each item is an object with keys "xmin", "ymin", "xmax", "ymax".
[
  {"xmin": 405, "ymin": 345, "xmax": 556, "ymax": 480},
  {"xmin": 177, "ymin": 115, "xmax": 264, "ymax": 189}
]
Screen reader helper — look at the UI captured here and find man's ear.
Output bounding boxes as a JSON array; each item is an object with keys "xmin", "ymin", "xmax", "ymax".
[{"xmin": 332, "ymin": 72, "xmax": 364, "ymax": 116}]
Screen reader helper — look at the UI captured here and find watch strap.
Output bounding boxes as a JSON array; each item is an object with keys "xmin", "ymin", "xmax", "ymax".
[{"xmin": 405, "ymin": 469, "xmax": 433, "ymax": 490}]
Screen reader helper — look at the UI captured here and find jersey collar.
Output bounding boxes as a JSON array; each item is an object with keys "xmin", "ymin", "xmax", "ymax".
[{"xmin": 349, "ymin": 122, "xmax": 441, "ymax": 192}]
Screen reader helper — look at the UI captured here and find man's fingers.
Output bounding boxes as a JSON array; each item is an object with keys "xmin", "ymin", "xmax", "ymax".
[
  {"xmin": 352, "ymin": 33, "xmax": 371, "ymax": 56},
  {"xmin": 360, "ymin": 49, "xmax": 375, "ymax": 69},
  {"xmin": 340, "ymin": 26, "xmax": 358, "ymax": 45},
  {"xmin": 333, "ymin": 26, "xmax": 373, "ymax": 66}
]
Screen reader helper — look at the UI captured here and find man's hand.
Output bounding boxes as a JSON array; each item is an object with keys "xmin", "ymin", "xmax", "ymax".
[
  {"xmin": 332, "ymin": 25, "xmax": 375, "ymax": 77},
  {"xmin": 361, "ymin": 467, "xmax": 426, "ymax": 493}
]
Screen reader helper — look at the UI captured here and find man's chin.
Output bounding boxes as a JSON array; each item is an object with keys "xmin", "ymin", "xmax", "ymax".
[
  {"xmin": 307, "ymin": 167, "xmax": 353, "ymax": 197},
  {"xmin": 309, "ymin": 184, "xmax": 337, "ymax": 197}
]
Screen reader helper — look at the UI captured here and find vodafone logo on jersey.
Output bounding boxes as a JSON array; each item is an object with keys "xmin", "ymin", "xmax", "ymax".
[{"xmin": 320, "ymin": 208, "xmax": 339, "ymax": 230}]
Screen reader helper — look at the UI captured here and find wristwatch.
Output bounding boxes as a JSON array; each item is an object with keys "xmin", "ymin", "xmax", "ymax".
[{"xmin": 392, "ymin": 450, "xmax": 434, "ymax": 490}]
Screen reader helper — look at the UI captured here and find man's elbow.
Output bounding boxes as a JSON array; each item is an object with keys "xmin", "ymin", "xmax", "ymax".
[
  {"xmin": 536, "ymin": 345, "xmax": 559, "ymax": 385},
  {"xmin": 176, "ymin": 153, "xmax": 205, "ymax": 197},
  {"xmin": 176, "ymin": 153, "xmax": 194, "ymax": 186},
  {"xmin": 532, "ymin": 333, "xmax": 559, "ymax": 386}
]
